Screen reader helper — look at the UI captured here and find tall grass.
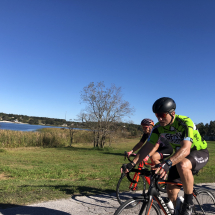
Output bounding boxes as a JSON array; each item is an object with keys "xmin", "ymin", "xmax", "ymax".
[
  {"xmin": 0, "ymin": 128, "xmax": 94, "ymax": 148},
  {"xmin": 0, "ymin": 131, "xmax": 214, "ymax": 207}
]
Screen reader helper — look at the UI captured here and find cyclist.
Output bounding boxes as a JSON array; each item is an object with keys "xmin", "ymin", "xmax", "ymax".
[
  {"xmin": 126, "ymin": 118, "xmax": 173, "ymax": 165},
  {"xmin": 122, "ymin": 97, "xmax": 209, "ymax": 215}
]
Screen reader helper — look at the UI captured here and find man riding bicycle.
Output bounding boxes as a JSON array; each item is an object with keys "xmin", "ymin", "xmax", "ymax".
[
  {"xmin": 122, "ymin": 97, "xmax": 209, "ymax": 215},
  {"xmin": 126, "ymin": 118, "xmax": 173, "ymax": 165}
]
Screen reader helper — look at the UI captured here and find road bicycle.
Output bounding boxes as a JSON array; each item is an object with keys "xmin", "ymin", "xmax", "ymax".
[
  {"xmin": 116, "ymin": 152, "xmax": 166, "ymax": 205},
  {"xmin": 114, "ymin": 168, "xmax": 215, "ymax": 215}
]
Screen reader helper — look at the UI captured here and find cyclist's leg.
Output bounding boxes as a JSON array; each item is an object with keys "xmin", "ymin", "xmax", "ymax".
[
  {"xmin": 151, "ymin": 146, "xmax": 173, "ymax": 164},
  {"xmin": 176, "ymin": 157, "xmax": 193, "ymax": 195},
  {"xmin": 167, "ymin": 166, "xmax": 181, "ymax": 206},
  {"xmin": 150, "ymin": 152, "xmax": 161, "ymax": 164},
  {"xmin": 177, "ymin": 149, "xmax": 209, "ymax": 199},
  {"xmin": 176, "ymin": 148, "xmax": 209, "ymax": 214},
  {"xmin": 167, "ymin": 184, "xmax": 181, "ymax": 207}
]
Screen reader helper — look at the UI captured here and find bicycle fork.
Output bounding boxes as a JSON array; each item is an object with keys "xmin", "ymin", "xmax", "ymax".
[
  {"xmin": 129, "ymin": 172, "xmax": 140, "ymax": 191},
  {"xmin": 129, "ymin": 163, "xmax": 144, "ymax": 191}
]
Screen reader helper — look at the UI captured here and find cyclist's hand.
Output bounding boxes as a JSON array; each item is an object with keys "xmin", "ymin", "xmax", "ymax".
[
  {"xmin": 154, "ymin": 162, "xmax": 169, "ymax": 180},
  {"xmin": 143, "ymin": 155, "xmax": 149, "ymax": 162},
  {"xmin": 120, "ymin": 162, "xmax": 136, "ymax": 174},
  {"xmin": 127, "ymin": 150, "xmax": 133, "ymax": 157}
]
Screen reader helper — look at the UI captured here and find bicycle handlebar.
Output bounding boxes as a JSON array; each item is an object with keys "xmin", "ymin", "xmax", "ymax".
[
  {"xmin": 124, "ymin": 151, "xmax": 135, "ymax": 162},
  {"xmin": 124, "ymin": 151, "xmax": 152, "ymax": 167},
  {"xmin": 121, "ymin": 167, "xmax": 151, "ymax": 183},
  {"xmin": 122, "ymin": 167, "xmax": 167, "ymax": 192}
]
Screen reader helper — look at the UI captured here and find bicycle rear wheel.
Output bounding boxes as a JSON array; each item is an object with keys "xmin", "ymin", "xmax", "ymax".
[
  {"xmin": 193, "ymin": 188, "xmax": 215, "ymax": 214},
  {"xmin": 114, "ymin": 198, "xmax": 161, "ymax": 215},
  {"xmin": 116, "ymin": 173, "xmax": 146, "ymax": 205}
]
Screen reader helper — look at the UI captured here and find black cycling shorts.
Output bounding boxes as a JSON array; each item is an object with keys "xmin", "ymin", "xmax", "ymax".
[
  {"xmin": 167, "ymin": 148, "xmax": 209, "ymax": 183},
  {"xmin": 157, "ymin": 145, "xmax": 173, "ymax": 159}
]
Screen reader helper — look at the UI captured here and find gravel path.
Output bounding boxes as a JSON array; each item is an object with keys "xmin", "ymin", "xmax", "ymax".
[{"xmin": 0, "ymin": 183, "xmax": 214, "ymax": 215}]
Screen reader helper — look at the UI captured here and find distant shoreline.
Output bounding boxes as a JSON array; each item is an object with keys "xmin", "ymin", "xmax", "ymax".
[
  {"xmin": 0, "ymin": 121, "xmax": 68, "ymax": 128},
  {"xmin": 0, "ymin": 121, "xmax": 28, "ymax": 124}
]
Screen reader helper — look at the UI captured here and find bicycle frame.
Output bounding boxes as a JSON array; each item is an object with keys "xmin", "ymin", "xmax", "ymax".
[
  {"xmin": 146, "ymin": 179, "xmax": 200, "ymax": 215},
  {"xmin": 128, "ymin": 161, "xmax": 151, "ymax": 191},
  {"xmin": 137, "ymin": 173, "xmax": 178, "ymax": 215}
]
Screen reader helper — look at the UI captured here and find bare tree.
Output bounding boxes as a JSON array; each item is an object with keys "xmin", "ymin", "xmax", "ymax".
[{"xmin": 78, "ymin": 82, "xmax": 134, "ymax": 148}]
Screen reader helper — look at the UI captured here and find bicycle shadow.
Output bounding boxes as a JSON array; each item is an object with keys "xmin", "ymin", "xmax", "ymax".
[
  {"xmin": 54, "ymin": 147, "xmax": 123, "ymax": 157},
  {"xmin": 71, "ymin": 192, "xmax": 118, "ymax": 209},
  {"xmin": 19, "ymin": 184, "xmax": 115, "ymax": 196},
  {"xmin": 17, "ymin": 184, "xmax": 118, "ymax": 205},
  {"xmin": 0, "ymin": 203, "xmax": 70, "ymax": 215},
  {"xmin": 0, "ymin": 185, "xmax": 118, "ymax": 214},
  {"xmin": 194, "ymin": 183, "xmax": 215, "ymax": 193}
]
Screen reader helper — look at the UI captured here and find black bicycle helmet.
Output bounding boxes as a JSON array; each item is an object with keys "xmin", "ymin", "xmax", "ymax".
[
  {"xmin": 141, "ymin": 118, "xmax": 154, "ymax": 126},
  {"xmin": 152, "ymin": 97, "xmax": 176, "ymax": 113}
]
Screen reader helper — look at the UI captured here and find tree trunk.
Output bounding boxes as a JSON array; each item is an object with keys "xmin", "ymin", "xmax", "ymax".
[
  {"xmin": 93, "ymin": 130, "xmax": 96, "ymax": 147},
  {"xmin": 109, "ymin": 133, "xmax": 111, "ymax": 147},
  {"xmin": 96, "ymin": 130, "xmax": 99, "ymax": 147},
  {"xmin": 69, "ymin": 129, "xmax": 74, "ymax": 147}
]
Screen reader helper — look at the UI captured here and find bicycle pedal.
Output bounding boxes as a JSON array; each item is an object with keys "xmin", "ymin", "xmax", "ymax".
[{"xmin": 131, "ymin": 187, "xmax": 137, "ymax": 191}]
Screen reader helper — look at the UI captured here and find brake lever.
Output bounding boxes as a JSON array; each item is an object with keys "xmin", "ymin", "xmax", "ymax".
[{"xmin": 122, "ymin": 164, "xmax": 127, "ymax": 172}]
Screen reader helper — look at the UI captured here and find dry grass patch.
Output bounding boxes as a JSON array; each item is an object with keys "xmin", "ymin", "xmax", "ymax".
[{"xmin": 0, "ymin": 173, "xmax": 12, "ymax": 180}]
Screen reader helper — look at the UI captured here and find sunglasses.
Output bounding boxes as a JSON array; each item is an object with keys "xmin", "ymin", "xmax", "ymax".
[
  {"xmin": 155, "ymin": 113, "xmax": 168, "ymax": 118},
  {"xmin": 142, "ymin": 125, "xmax": 150, "ymax": 128}
]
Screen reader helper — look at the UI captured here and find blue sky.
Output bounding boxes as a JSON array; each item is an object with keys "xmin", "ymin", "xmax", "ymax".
[{"xmin": 0, "ymin": 0, "xmax": 214, "ymax": 125}]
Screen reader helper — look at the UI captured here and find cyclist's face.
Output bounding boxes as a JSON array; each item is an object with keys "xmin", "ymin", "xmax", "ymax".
[
  {"xmin": 156, "ymin": 112, "xmax": 174, "ymax": 126},
  {"xmin": 142, "ymin": 125, "xmax": 153, "ymax": 134}
]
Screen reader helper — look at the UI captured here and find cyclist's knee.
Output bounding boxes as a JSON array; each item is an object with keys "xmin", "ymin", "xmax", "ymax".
[
  {"xmin": 176, "ymin": 159, "xmax": 192, "ymax": 172},
  {"xmin": 150, "ymin": 153, "xmax": 160, "ymax": 164}
]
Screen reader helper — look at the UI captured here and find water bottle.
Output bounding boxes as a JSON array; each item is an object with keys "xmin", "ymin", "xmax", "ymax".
[
  {"xmin": 175, "ymin": 196, "xmax": 184, "ymax": 215},
  {"xmin": 164, "ymin": 197, "xmax": 174, "ymax": 214}
]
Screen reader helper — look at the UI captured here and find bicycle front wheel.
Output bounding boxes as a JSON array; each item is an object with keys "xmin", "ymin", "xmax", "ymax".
[
  {"xmin": 116, "ymin": 173, "xmax": 146, "ymax": 205},
  {"xmin": 114, "ymin": 198, "xmax": 161, "ymax": 215},
  {"xmin": 193, "ymin": 188, "xmax": 215, "ymax": 214}
]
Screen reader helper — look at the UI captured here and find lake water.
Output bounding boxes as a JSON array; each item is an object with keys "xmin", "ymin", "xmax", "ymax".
[{"xmin": 0, "ymin": 122, "xmax": 67, "ymax": 132}]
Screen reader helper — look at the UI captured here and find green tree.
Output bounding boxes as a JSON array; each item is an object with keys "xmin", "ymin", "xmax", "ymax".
[
  {"xmin": 196, "ymin": 122, "xmax": 206, "ymax": 137},
  {"xmin": 29, "ymin": 118, "xmax": 39, "ymax": 125},
  {"xmin": 208, "ymin": 121, "xmax": 215, "ymax": 138}
]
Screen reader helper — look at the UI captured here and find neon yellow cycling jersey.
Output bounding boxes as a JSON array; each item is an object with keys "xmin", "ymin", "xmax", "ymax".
[{"xmin": 148, "ymin": 115, "xmax": 207, "ymax": 150}]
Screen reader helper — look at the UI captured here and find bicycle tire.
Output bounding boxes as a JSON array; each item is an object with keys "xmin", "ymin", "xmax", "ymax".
[
  {"xmin": 114, "ymin": 198, "xmax": 161, "ymax": 215},
  {"xmin": 193, "ymin": 188, "xmax": 215, "ymax": 214},
  {"xmin": 116, "ymin": 173, "xmax": 146, "ymax": 205}
]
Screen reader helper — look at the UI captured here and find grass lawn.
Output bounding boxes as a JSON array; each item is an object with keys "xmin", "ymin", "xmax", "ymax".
[{"xmin": 0, "ymin": 139, "xmax": 214, "ymax": 208}]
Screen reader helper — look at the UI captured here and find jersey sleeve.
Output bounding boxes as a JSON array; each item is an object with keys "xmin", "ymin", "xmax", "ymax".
[
  {"xmin": 140, "ymin": 133, "xmax": 148, "ymax": 143},
  {"xmin": 178, "ymin": 116, "xmax": 208, "ymax": 150},
  {"xmin": 180, "ymin": 117, "xmax": 195, "ymax": 143},
  {"xmin": 147, "ymin": 127, "xmax": 159, "ymax": 146}
]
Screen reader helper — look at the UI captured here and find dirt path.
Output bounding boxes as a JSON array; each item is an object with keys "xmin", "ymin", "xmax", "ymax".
[{"xmin": 0, "ymin": 183, "xmax": 214, "ymax": 215}]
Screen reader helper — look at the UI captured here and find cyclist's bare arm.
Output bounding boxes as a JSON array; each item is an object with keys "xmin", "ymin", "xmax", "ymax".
[
  {"xmin": 168, "ymin": 140, "xmax": 192, "ymax": 166},
  {"xmin": 127, "ymin": 141, "xmax": 145, "ymax": 157},
  {"xmin": 122, "ymin": 142, "xmax": 158, "ymax": 173},
  {"xmin": 155, "ymin": 140, "xmax": 192, "ymax": 178},
  {"xmin": 132, "ymin": 141, "xmax": 154, "ymax": 165},
  {"xmin": 132, "ymin": 141, "xmax": 145, "ymax": 153}
]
